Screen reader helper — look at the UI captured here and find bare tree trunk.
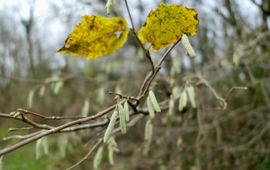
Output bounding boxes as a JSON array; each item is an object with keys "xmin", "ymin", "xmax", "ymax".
[
  {"xmin": 22, "ymin": 2, "xmax": 36, "ymax": 78},
  {"xmin": 261, "ymin": 0, "xmax": 270, "ymax": 30},
  {"xmin": 223, "ymin": 0, "xmax": 242, "ymax": 36}
]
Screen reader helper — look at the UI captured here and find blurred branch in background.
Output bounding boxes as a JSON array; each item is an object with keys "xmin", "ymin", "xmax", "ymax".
[{"xmin": 21, "ymin": 0, "xmax": 36, "ymax": 77}]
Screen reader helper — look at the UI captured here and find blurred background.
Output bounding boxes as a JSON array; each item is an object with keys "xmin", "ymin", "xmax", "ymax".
[{"xmin": 0, "ymin": 0, "xmax": 269, "ymax": 169}]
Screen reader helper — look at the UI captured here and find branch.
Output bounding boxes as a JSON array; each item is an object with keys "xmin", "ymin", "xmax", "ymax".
[
  {"xmin": 3, "ymin": 131, "xmax": 42, "ymax": 141},
  {"xmin": 1, "ymin": 111, "xmax": 104, "ymax": 134},
  {"xmin": 225, "ymin": 86, "xmax": 248, "ymax": 100},
  {"xmin": 0, "ymin": 112, "xmax": 53, "ymax": 130},
  {"xmin": 137, "ymin": 38, "xmax": 182, "ymax": 99},
  {"xmin": 108, "ymin": 91, "xmax": 139, "ymax": 102},
  {"xmin": 3, "ymin": 120, "xmax": 109, "ymax": 142},
  {"xmin": 16, "ymin": 108, "xmax": 85, "ymax": 120},
  {"xmin": 197, "ymin": 74, "xmax": 227, "ymax": 109},
  {"xmin": 66, "ymin": 139, "xmax": 103, "ymax": 170},
  {"xmin": 0, "ymin": 103, "xmax": 116, "ymax": 156},
  {"xmin": 124, "ymin": 0, "xmax": 155, "ymax": 72},
  {"xmin": 250, "ymin": 0, "xmax": 261, "ymax": 8}
]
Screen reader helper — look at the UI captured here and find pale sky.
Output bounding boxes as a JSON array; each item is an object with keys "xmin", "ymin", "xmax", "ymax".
[{"xmin": 0, "ymin": 0, "xmax": 265, "ymax": 72}]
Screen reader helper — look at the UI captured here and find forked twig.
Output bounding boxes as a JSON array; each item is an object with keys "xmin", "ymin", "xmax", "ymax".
[{"xmin": 123, "ymin": 0, "xmax": 155, "ymax": 72}]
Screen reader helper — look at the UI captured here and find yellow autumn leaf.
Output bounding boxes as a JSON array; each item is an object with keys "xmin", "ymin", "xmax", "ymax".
[
  {"xmin": 58, "ymin": 16, "xmax": 129, "ymax": 60},
  {"xmin": 138, "ymin": 3, "xmax": 199, "ymax": 52}
]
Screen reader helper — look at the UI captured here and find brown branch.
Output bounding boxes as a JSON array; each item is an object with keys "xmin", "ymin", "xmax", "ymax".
[
  {"xmin": 21, "ymin": 114, "xmax": 52, "ymax": 129},
  {"xmin": 60, "ymin": 119, "xmax": 109, "ymax": 133},
  {"xmin": 1, "ymin": 109, "xmax": 108, "ymax": 134},
  {"xmin": 0, "ymin": 112, "xmax": 22, "ymax": 121},
  {"xmin": 0, "ymin": 104, "xmax": 116, "ymax": 156},
  {"xmin": 3, "ymin": 119, "xmax": 109, "ymax": 142},
  {"xmin": 108, "ymin": 91, "xmax": 139, "ymax": 102}
]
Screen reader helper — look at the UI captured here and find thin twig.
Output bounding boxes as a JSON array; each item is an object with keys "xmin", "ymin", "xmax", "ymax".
[
  {"xmin": 225, "ymin": 86, "xmax": 248, "ymax": 100},
  {"xmin": 1, "ymin": 112, "xmax": 53, "ymax": 130},
  {"xmin": 3, "ymin": 135, "xmax": 33, "ymax": 141},
  {"xmin": 197, "ymin": 73, "xmax": 227, "ymax": 109},
  {"xmin": 16, "ymin": 108, "xmax": 85, "ymax": 120},
  {"xmin": 127, "ymin": 100, "xmax": 138, "ymax": 113},
  {"xmin": 123, "ymin": 0, "xmax": 155, "ymax": 72},
  {"xmin": 66, "ymin": 139, "xmax": 102, "ymax": 170},
  {"xmin": 8, "ymin": 127, "xmax": 34, "ymax": 132},
  {"xmin": 108, "ymin": 91, "xmax": 139, "ymax": 102},
  {"xmin": 19, "ymin": 113, "xmax": 52, "ymax": 130},
  {"xmin": 3, "ymin": 131, "xmax": 44, "ymax": 141}
]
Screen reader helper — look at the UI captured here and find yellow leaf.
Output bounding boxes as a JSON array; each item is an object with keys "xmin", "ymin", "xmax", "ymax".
[
  {"xmin": 138, "ymin": 3, "xmax": 199, "ymax": 52},
  {"xmin": 58, "ymin": 16, "xmax": 129, "ymax": 60}
]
